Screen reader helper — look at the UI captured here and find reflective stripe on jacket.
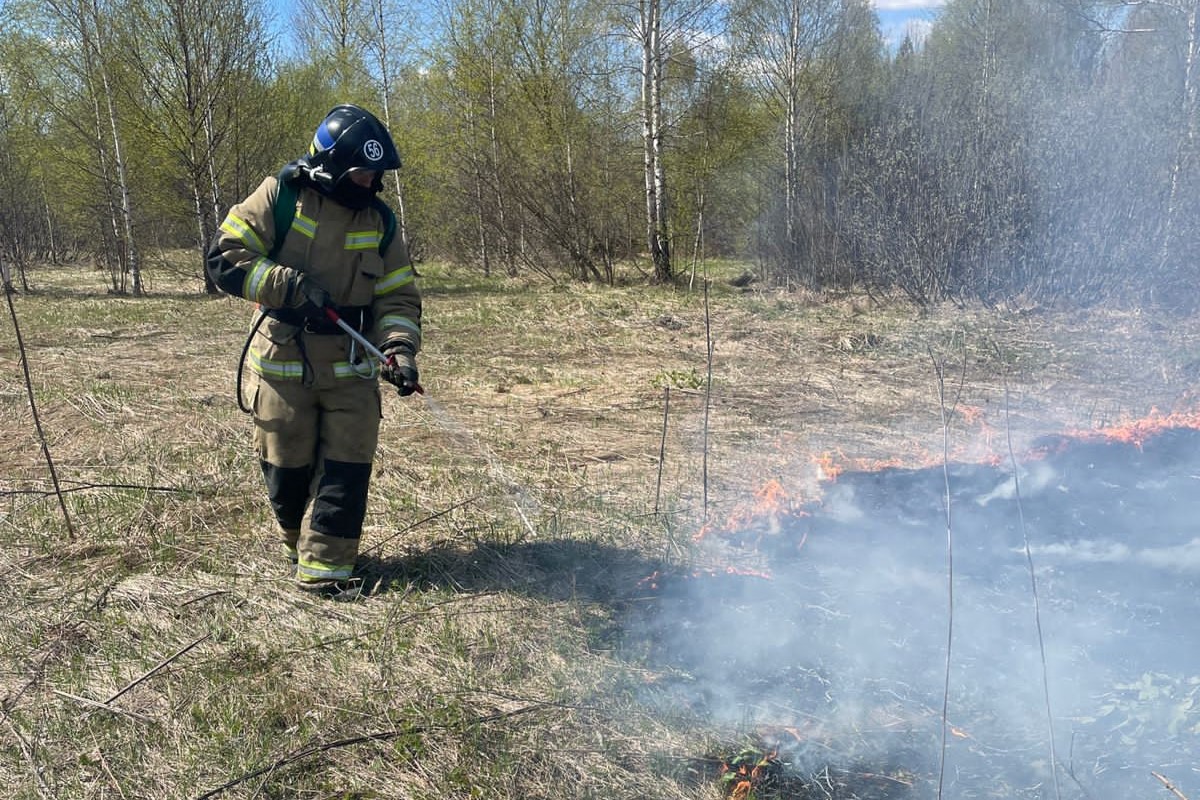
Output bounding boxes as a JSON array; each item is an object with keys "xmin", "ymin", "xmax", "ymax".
[{"xmin": 208, "ymin": 175, "xmax": 422, "ymax": 362}]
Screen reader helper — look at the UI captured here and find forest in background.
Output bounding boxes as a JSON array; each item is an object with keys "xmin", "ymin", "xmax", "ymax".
[{"xmin": 1, "ymin": 0, "xmax": 1198, "ymax": 309}]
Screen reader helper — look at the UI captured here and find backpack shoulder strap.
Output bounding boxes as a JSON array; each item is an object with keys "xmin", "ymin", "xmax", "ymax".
[
  {"xmin": 269, "ymin": 165, "xmax": 300, "ymax": 261},
  {"xmin": 370, "ymin": 196, "xmax": 397, "ymax": 256},
  {"xmin": 269, "ymin": 166, "xmax": 394, "ymax": 259}
]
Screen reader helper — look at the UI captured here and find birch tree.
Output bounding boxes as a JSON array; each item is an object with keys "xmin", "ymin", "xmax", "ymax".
[
  {"xmin": 496, "ymin": 0, "xmax": 617, "ymax": 280},
  {"xmin": 294, "ymin": 0, "xmax": 373, "ymax": 94},
  {"xmin": 641, "ymin": 0, "xmax": 671, "ymax": 280},
  {"xmin": 615, "ymin": 0, "xmax": 724, "ymax": 283},
  {"xmin": 436, "ymin": 0, "xmax": 517, "ymax": 275},
  {"xmin": 1152, "ymin": 0, "xmax": 1200, "ymax": 298},
  {"xmin": 21, "ymin": 0, "xmax": 143, "ymax": 294},
  {"xmin": 729, "ymin": 0, "xmax": 855, "ymax": 288},
  {"xmin": 363, "ymin": 0, "xmax": 416, "ymax": 249},
  {"xmin": 120, "ymin": 0, "xmax": 269, "ymax": 293}
]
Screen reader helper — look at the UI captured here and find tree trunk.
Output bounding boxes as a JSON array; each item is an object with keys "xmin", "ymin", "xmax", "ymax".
[
  {"xmin": 369, "ymin": 0, "xmax": 412, "ymax": 253},
  {"xmin": 1160, "ymin": 0, "xmax": 1200, "ymax": 291},
  {"xmin": 783, "ymin": 0, "xmax": 803, "ymax": 286},
  {"xmin": 651, "ymin": 0, "xmax": 671, "ymax": 282},
  {"xmin": 103, "ymin": 73, "xmax": 141, "ymax": 296},
  {"xmin": 487, "ymin": 54, "xmax": 514, "ymax": 275},
  {"xmin": 202, "ymin": 108, "xmax": 222, "ymax": 294},
  {"xmin": 85, "ymin": 63, "xmax": 124, "ymax": 294},
  {"xmin": 641, "ymin": 0, "xmax": 672, "ymax": 282}
]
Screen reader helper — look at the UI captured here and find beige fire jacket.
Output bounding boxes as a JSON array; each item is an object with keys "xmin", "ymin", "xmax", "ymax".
[{"xmin": 208, "ymin": 172, "xmax": 422, "ymax": 361}]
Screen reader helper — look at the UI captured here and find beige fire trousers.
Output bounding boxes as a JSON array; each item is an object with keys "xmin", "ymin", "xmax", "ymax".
[{"xmin": 250, "ymin": 327, "xmax": 381, "ymax": 582}]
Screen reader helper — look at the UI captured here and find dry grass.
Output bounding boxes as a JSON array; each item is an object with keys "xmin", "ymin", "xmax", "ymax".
[{"xmin": 1, "ymin": 258, "xmax": 1198, "ymax": 798}]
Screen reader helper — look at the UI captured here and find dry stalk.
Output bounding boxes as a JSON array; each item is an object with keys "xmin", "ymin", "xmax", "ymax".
[
  {"xmin": 702, "ymin": 267, "xmax": 713, "ymax": 520},
  {"xmin": 996, "ymin": 342, "xmax": 1062, "ymax": 800},
  {"xmin": 51, "ymin": 690, "xmax": 156, "ymax": 723},
  {"xmin": 928, "ymin": 344, "xmax": 966, "ymax": 800},
  {"xmin": 92, "ymin": 730, "xmax": 131, "ymax": 800},
  {"xmin": 0, "ymin": 481, "xmax": 199, "ymax": 499},
  {"xmin": 3, "ymin": 619, "xmax": 88, "ymax": 713},
  {"xmin": 359, "ymin": 495, "xmax": 480, "ymax": 556},
  {"xmin": 194, "ymin": 702, "xmax": 552, "ymax": 799},
  {"xmin": 2, "ymin": 711, "xmax": 52, "ymax": 798},
  {"xmin": 104, "ymin": 633, "xmax": 213, "ymax": 705},
  {"xmin": 1152, "ymin": 771, "xmax": 1191, "ymax": 800},
  {"xmin": 3, "ymin": 279, "xmax": 75, "ymax": 539},
  {"xmin": 655, "ymin": 385, "xmax": 669, "ymax": 516}
]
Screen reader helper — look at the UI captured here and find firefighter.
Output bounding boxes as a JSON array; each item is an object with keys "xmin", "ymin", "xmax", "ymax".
[{"xmin": 207, "ymin": 104, "xmax": 421, "ymax": 595}]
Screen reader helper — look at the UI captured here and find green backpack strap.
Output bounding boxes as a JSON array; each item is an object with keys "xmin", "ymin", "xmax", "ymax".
[
  {"xmin": 269, "ymin": 164, "xmax": 397, "ymax": 259},
  {"xmin": 370, "ymin": 196, "xmax": 397, "ymax": 255},
  {"xmin": 269, "ymin": 166, "xmax": 299, "ymax": 261}
]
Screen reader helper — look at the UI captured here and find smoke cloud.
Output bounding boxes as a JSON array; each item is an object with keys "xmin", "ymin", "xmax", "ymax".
[{"xmin": 627, "ymin": 428, "xmax": 1200, "ymax": 798}]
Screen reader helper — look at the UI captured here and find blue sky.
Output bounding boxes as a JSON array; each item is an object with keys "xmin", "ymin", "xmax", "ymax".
[
  {"xmin": 267, "ymin": 0, "xmax": 947, "ymax": 56},
  {"xmin": 873, "ymin": 0, "xmax": 946, "ymax": 51}
]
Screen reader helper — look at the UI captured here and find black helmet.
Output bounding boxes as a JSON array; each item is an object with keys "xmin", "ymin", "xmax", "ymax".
[{"xmin": 304, "ymin": 104, "xmax": 400, "ymax": 192}]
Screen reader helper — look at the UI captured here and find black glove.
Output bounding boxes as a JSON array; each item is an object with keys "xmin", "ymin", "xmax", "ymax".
[
  {"xmin": 287, "ymin": 273, "xmax": 332, "ymax": 320},
  {"xmin": 381, "ymin": 341, "xmax": 420, "ymax": 396}
]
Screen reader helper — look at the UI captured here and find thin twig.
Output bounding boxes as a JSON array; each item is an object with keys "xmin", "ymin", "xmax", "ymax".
[
  {"xmin": 1153, "ymin": 772, "xmax": 1191, "ymax": 800},
  {"xmin": 0, "ymin": 482, "xmax": 204, "ymax": 498},
  {"xmin": 928, "ymin": 345, "xmax": 963, "ymax": 800},
  {"xmin": 92, "ymin": 730, "xmax": 131, "ymax": 800},
  {"xmin": 701, "ymin": 267, "xmax": 713, "ymax": 520},
  {"xmin": 996, "ymin": 343, "xmax": 1061, "ymax": 800},
  {"xmin": 52, "ymin": 690, "xmax": 155, "ymax": 723},
  {"xmin": 4, "ymin": 279, "xmax": 75, "ymax": 539},
  {"xmin": 360, "ymin": 495, "xmax": 480, "ymax": 556},
  {"xmin": 2, "ymin": 711, "xmax": 52, "ymax": 799},
  {"xmin": 177, "ymin": 590, "xmax": 231, "ymax": 608},
  {"xmin": 287, "ymin": 592, "xmax": 507, "ymax": 653},
  {"xmin": 655, "ymin": 385, "xmax": 669, "ymax": 516},
  {"xmin": 194, "ymin": 702, "xmax": 551, "ymax": 799},
  {"xmin": 3, "ymin": 620, "xmax": 87, "ymax": 713},
  {"xmin": 104, "ymin": 633, "xmax": 212, "ymax": 705},
  {"xmin": 1062, "ymin": 731, "xmax": 1096, "ymax": 800}
]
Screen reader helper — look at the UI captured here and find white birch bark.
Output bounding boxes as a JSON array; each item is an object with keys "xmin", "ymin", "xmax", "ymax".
[
  {"xmin": 1160, "ymin": 0, "xmax": 1200, "ymax": 275},
  {"xmin": 639, "ymin": 0, "xmax": 671, "ymax": 280},
  {"xmin": 367, "ymin": 0, "xmax": 412, "ymax": 250}
]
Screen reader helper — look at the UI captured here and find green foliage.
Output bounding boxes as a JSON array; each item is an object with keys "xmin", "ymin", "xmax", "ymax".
[
  {"xmin": 1, "ymin": 0, "xmax": 1197, "ymax": 306},
  {"xmin": 1093, "ymin": 672, "xmax": 1200, "ymax": 740},
  {"xmin": 652, "ymin": 367, "xmax": 704, "ymax": 390}
]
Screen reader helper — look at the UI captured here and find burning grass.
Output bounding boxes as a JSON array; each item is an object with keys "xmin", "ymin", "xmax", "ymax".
[{"xmin": 2, "ymin": 259, "xmax": 1200, "ymax": 798}]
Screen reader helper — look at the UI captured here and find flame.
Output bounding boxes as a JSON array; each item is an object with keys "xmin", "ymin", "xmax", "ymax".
[
  {"xmin": 696, "ymin": 478, "xmax": 808, "ymax": 543},
  {"xmin": 1066, "ymin": 406, "xmax": 1200, "ymax": 448},
  {"xmin": 752, "ymin": 479, "xmax": 790, "ymax": 515},
  {"xmin": 958, "ymin": 405, "xmax": 985, "ymax": 426},
  {"xmin": 812, "ymin": 451, "xmax": 845, "ymax": 481},
  {"xmin": 720, "ymin": 747, "xmax": 780, "ymax": 799},
  {"xmin": 694, "ymin": 405, "xmax": 1200, "ymax": 554}
]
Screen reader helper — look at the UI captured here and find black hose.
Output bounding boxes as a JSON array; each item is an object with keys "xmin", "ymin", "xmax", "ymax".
[{"xmin": 236, "ymin": 311, "xmax": 268, "ymax": 414}]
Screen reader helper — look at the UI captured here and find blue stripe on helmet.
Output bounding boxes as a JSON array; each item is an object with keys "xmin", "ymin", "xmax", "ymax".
[{"xmin": 315, "ymin": 122, "xmax": 336, "ymax": 151}]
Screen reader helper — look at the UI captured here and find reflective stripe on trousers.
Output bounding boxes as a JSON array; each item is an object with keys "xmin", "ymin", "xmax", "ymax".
[{"xmin": 253, "ymin": 366, "xmax": 381, "ymax": 579}]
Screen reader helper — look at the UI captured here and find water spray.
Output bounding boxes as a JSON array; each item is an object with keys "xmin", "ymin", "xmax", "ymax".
[{"xmin": 325, "ymin": 307, "xmax": 539, "ymax": 539}]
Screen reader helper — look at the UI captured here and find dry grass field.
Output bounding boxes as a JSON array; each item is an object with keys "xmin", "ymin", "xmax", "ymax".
[{"xmin": 2, "ymin": 257, "xmax": 1199, "ymax": 799}]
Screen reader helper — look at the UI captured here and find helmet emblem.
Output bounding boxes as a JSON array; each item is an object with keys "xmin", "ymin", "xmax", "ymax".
[{"xmin": 364, "ymin": 140, "xmax": 384, "ymax": 162}]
